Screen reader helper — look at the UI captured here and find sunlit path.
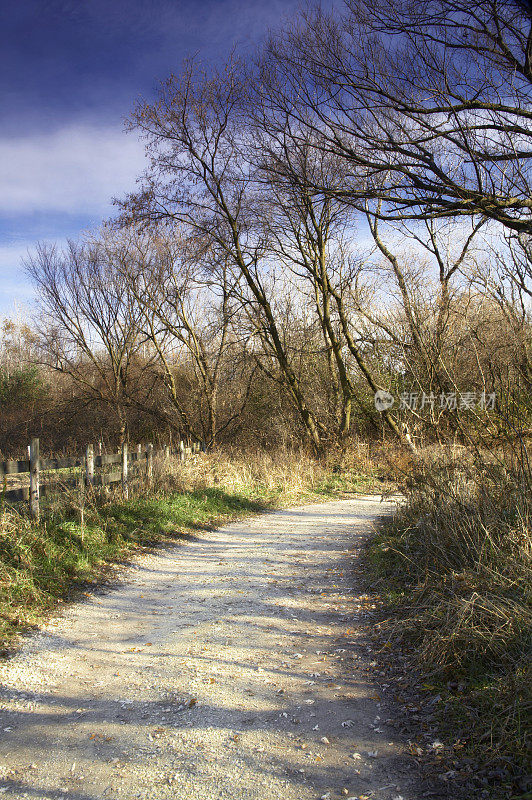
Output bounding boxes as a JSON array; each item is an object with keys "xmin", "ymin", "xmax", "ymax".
[{"xmin": 0, "ymin": 497, "xmax": 422, "ymax": 800}]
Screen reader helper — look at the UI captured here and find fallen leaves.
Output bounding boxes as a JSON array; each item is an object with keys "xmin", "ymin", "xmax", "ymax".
[{"xmin": 88, "ymin": 733, "xmax": 114, "ymax": 743}]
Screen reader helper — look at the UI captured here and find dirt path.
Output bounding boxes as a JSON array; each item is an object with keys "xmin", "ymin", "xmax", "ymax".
[{"xmin": 0, "ymin": 496, "xmax": 420, "ymax": 800}]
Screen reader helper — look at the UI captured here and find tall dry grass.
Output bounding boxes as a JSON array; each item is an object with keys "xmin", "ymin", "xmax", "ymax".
[
  {"xmin": 369, "ymin": 443, "xmax": 531, "ymax": 781},
  {"xmin": 153, "ymin": 447, "xmax": 323, "ymax": 500},
  {"xmin": 150, "ymin": 442, "xmax": 396, "ymax": 500}
]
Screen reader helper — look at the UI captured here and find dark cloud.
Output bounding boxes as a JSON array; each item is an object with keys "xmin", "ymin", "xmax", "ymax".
[{"xmin": 0, "ymin": 0, "xmax": 310, "ymax": 134}]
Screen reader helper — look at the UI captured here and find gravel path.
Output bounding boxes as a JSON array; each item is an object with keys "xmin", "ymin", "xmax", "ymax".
[{"xmin": 0, "ymin": 496, "xmax": 421, "ymax": 800}]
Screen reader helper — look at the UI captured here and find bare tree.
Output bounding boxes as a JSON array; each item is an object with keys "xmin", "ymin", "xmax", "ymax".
[
  {"xmin": 120, "ymin": 231, "xmax": 257, "ymax": 448},
  {"xmin": 118, "ymin": 61, "xmax": 327, "ymax": 452},
  {"xmin": 249, "ymin": 127, "xmax": 377, "ymax": 439},
  {"xmin": 258, "ymin": 0, "xmax": 532, "ymax": 233},
  {"xmin": 247, "ymin": 106, "xmax": 422, "ymax": 447},
  {"xmin": 466, "ymin": 232, "xmax": 532, "ymax": 390},
  {"xmin": 25, "ymin": 233, "xmax": 155, "ymax": 444}
]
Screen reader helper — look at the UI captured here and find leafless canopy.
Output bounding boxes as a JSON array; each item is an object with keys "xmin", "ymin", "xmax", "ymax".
[{"xmin": 258, "ymin": 0, "xmax": 532, "ymax": 232}]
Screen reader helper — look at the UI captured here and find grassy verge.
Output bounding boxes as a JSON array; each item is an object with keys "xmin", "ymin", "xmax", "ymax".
[
  {"xmin": 0, "ymin": 447, "xmax": 385, "ymax": 651},
  {"xmin": 365, "ymin": 450, "xmax": 531, "ymax": 800}
]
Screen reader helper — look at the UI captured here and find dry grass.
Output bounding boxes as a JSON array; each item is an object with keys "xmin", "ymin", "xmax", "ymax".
[
  {"xmin": 153, "ymin": 447, "xmax": 323, "ymax": 499},
  {"xmin": 399, "ymin": 449, "xmax": 531, "ymax": 672},
  {"xmin": 149, "ymin": 444, "xmax": 391, "ymax": 499},
  {"xmin": 367, "ymin": 444, "xmax": 531, "ymax": 792}
]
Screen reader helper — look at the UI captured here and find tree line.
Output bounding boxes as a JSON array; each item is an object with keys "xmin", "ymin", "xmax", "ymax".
[{"xmin": 2, "ymin": 0, "xmax": 531, "ymax": 457}]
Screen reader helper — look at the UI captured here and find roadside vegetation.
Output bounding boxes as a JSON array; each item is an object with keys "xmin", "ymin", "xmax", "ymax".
[{"xmin": 367, "ymin": 447, "xmax": 531, "ymax": 798}]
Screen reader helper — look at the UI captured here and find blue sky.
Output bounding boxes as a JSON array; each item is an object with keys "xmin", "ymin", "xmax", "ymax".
[{"xmin": 0, "ymin": 0, "xmax": 316, "ymax": 317}]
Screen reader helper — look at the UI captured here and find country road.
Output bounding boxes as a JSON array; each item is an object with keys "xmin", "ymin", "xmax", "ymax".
[{"xmin": 0, "ymin": 496, "xmax": 422, "ymax": 800}]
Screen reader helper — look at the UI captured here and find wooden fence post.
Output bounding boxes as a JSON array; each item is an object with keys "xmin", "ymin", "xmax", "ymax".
[
  {"xmin": 179, "ymin": 440, "xmax": 185, "ymax": 463},
  {"xmin": 164, "ymin": 445, "xmax": 170, "ymax": 461},
  {"xmin": 147, "ymin": 443, "xmax": 154, "ymax": 483},
  {"xmin": 29, "ymin": 438, "xmax": 40, "ymax": 521},
  {"xmin": 122, "ymin": 441, "xmax": 128, "ymax": 500},
  {"xmin": 86, "ymin": 444, "xmax": 94, "ymax": 486}
]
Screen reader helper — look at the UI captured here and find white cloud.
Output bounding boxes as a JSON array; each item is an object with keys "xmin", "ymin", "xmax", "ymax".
[{"xmin": 0, "ymin": 124, "xmax": 146, "ymax": 215}]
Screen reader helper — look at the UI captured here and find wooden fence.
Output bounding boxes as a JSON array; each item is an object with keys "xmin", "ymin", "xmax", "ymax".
[{"xmin": 0, "ymin": 438, "xmax": 203, "ymax": 521}]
